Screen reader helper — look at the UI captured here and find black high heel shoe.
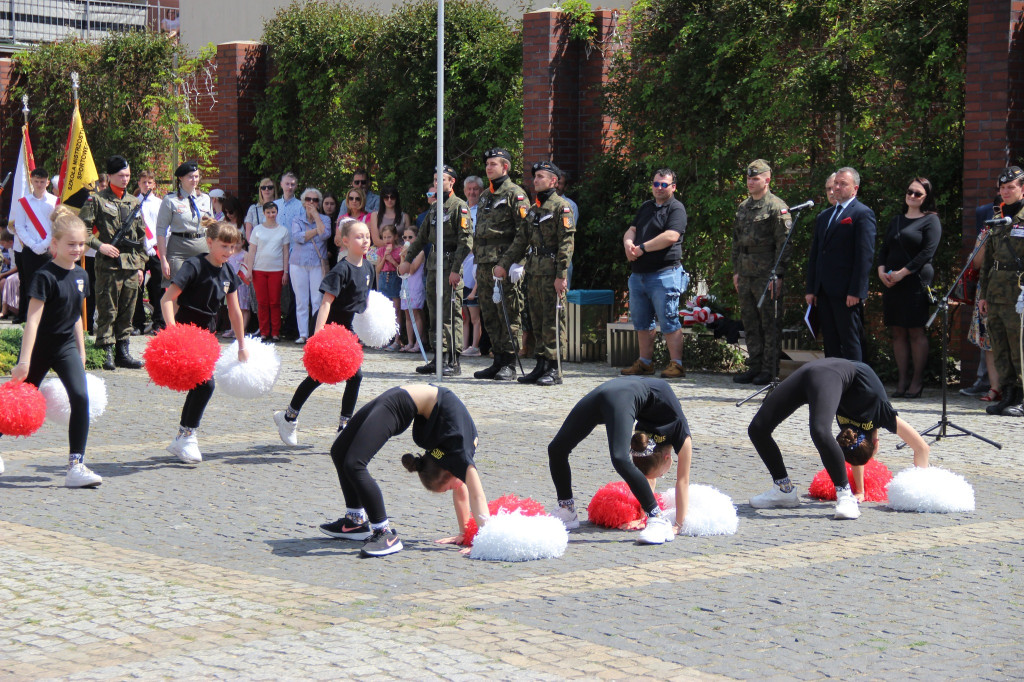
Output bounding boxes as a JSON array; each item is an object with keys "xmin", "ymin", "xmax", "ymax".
[
  {"xmin": 904, "ymin": 387, "xmax": 924, "ymax": 399},
  {"xmin": 892, "ymin": 386, "xmax": 908, "ymax": 398}
]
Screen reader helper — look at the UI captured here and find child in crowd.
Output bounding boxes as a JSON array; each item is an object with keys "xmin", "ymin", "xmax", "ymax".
[
  {"xmin": 274, "ymin": 220, "xmax": 373, "ymax": 440},
  {"xmin": 244, "ymin": 202, "xmax": 290, "ymax": 342},
  {"xmin": 160, "ymin": 219, "xmax": 249, "ymax": 464},
  {"xmin": 0, "ymin": 232, "xmax": 18, "ymax": 319},
  {"xmin": 461, "ymin": 251, "xmax": 481, "ymax": 356},
  {"xmin": 400, "ymin": 224, "xmax": 426, "ymax": 353},
  {"xmin": 10, "ymin": 207, "xmax": 98, "ymax": 487},
  {"xmin": 375, "ymin": 223, "xmax": 404, "ymax": 351}
]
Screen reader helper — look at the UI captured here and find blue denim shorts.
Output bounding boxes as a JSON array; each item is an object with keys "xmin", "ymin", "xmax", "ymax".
[
  {"xmin": 378, "ymin": 270, "xmax": 401, "ymax": 299},
  {"xmin": 627, "ymin": 265, "xmax": 688, "ymax": 333}
]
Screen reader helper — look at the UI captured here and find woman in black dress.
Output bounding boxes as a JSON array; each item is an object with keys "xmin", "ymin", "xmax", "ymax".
[{"xmin": 877, "ymin": 177, "xmax": 941, "ymax": 398}]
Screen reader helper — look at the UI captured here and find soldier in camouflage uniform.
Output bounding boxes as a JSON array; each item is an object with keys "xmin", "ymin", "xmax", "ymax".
[
  {"xmin": 494, "ymin": 161, "xmax": 574, "ymax": 386},
  {"xmin": 979, "ymin": 165, "xmax": 1024, "ymax": 416},
  {"xmin": 472, "ymin": 148, "xmax": 531, "ymax": 381},
  {"xmin": 80, "ymin": 155, "xmax": 147, "ymax": 371},
  {"xmin": 401, "ymin": 164, "xmax": 473, "ymax": 377},
  {"xmin": 731, "ymin": 159, "xmax": 793, "ymax": 386}
]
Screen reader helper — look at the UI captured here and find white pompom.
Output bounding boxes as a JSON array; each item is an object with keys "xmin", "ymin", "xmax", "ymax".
[
  {"xmin": 886, "ymin": 466, "xmax": 975, "ymax": 513},
  {"xmin": 40, "ymin": 373, "xmax": 107, "ymax": 425},
  {"xmin": 353, "ymin": 290, "xmax": 399, "ymax": 348},
  {"xmin": 658, "ymin": 484, "xmax": 739, "ymax": 536},
  {"xmin": 469, "ymin": 511, "xmax": 568, "ymax": 562},
  {"xmin": 213, "ymin": 336, "xmax": 281, "ymax": 399}
]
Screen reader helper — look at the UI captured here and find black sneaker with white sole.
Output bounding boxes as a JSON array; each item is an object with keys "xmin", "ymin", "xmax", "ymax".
[
  {"xmin": 319, "ymin": 518, "xmax": 372, "ymax": 540},
  {"xmin": 360, "ymin": 528, "xmax": 403, "ymax": 557}
]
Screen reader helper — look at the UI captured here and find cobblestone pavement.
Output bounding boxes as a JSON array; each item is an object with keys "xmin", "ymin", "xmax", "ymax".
[{"xmin": 2, "ymin": 331, "xmax": 1022, "ymax": 680}]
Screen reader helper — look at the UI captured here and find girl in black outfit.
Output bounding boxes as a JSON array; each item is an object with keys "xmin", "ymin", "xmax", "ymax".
[
  {"xmin": 160, "ymin": 220, "xmax": 249, "ymax": 464},
  {"xmin": 274, "ymin": 220, "xmax": 373, "ymax": 442},
  {"xmin": 319, "ymin": 384, "xmax": 491, "ymax": 557},
  {"xmin": 547, "ymin": 377, "xmax": 693, "ymax": 545},
  {"xmin": 747, "ymin": 358, "xmax": 929, "ymax": 520},
  {"xmin": 877, "ymin": 177, "xmax": 942, "ymax": 398},
  {"xmin": 10, "ymin": 207, "xmax": 100, "ymax": 488}
]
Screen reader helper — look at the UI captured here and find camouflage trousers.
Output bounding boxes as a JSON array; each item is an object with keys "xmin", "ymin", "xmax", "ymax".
[
  {"xmin": 987, "ymin": 302, "xmax": 1023, "ymax": 388},
  {"xmin": 95, "ymin": 267, "xmax": 140, "ymax": 346},
  {"xmin": 424, "ymin": 270, "xmax": 463, "ymax": 355},
  {"xmin": 526, "ymin": 268, "xmax": 565, "ymax": 360},
  {"xmin": 476, "ymin": 263, "xmax": 523, "ymax": 355},
  {"xmin": 737, "ymin": 274, "xmax": 783, "ymax": 374}
]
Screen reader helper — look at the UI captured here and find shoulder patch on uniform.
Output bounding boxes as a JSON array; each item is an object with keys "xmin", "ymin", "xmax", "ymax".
[
  {"xmin": 519, "ymin": 206, "xmax": 527, "ymax": 219},
  {"xmin": 780, "ymin": 208, "xmax": 789, "ymax": 215},
  {"xmin": 460, "ymin": 207, "xmax": 468, "ymax": 214},
  {"xmin": 515, "ymin": 194, "xmax": 526, "ymax": 202},
  {"xmin": 562, "ymin": 206, "xmax": 571, "ymax": 213}
]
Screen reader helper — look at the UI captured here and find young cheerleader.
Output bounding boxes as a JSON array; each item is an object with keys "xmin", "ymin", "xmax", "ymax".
[
  {"xmin": 319, "ymin": 383, "xmax": 490, "ymax": 557},
  {"xmin": 747, "ymin": 357, "xmax": 930, "ymax": 519},
  {"xmin": 243, "ymin": 202, "xmax": 290, "ymax": 341},
  {"xmin": 274, "ymin": 220, "xmax": 373, "ymax": 441},
  {"xmin": 547, "ymin": 376, "xmax": 693, "ymax": 544},
  {"xmin": 10, "ymin": 206, "xmax": 99, "ymax": 487},
  {"xmin": 375, "ymin": 224, "xmax": 403, "ymax": 351},
  {"xmin": 399, "ymin": 225, "xmax": 426, "ymax": 353},
  {"xmin": 160, "ymin": 219, "xmax": 249, "ymax": 463}
]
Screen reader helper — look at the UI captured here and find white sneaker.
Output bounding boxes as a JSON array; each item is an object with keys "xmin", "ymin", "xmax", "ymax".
[
  {"xmin": 65, "ymin": 462, "xmax": 102, "ymax": 488},
  {"xmin": 0, "ymin": 454, "xmax": 4, "ymax": 475},
  {"xmin": 274, "ymin": 410, "xmax": 298, "ymax": 446},
  {"xmin": 167, "ymin": 429, "xmax": 202, "ymax": 464},
  {"xmin": 638, "ymin": 515, "xmax": 674, "ymax": 544},
  {"xmin": 295, "ymin": 337, "xmax": 307, "ymax": 345},
  {"xmin": 834, "ymin": 489, "xmax": 861, "ymax": 520},
  {"xmin": 550, "ymin": 504, "xmax": 580, "ymax": 530},
  {"xmin": 461, "ymin": 346, "xmax": 481, "ymax": 357},
  {"xmin": 749, "ymin": 484, "xmax": 800, "ymax": 509}
]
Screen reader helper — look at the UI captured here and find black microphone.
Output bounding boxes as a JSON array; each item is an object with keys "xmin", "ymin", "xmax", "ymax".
[
  {"xmin": 787, "ymin": 200, "xmax": 814, "ymax": 212},
  {"xmin": 985, "ymin": 216, "xmax": 1012, "ymax": 226}
]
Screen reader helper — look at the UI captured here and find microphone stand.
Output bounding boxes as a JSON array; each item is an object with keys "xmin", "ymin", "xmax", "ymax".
[
  {"xmin": 898, "ymin": 231, "xmax": 1001, "ymax": 449},
  {"xmin": 736, "ymin": 207, "xmax": 806, "ymax": 407}
]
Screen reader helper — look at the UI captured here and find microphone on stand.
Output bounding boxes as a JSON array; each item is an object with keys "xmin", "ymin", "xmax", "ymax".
[
  {"xmin": 786, "ymin": 200, "xmax": 814, "ymax": 212},
  {"xmin": 984, "ymin": 216, "xmax": 1012, "ymax": 226}
]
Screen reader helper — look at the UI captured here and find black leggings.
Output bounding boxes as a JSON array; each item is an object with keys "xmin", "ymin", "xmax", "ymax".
[
  {"xmin": 289, "ymin": 369, "xmax": 362, "ymax": 419},
  {"xmin": 180, "ymin": 378, "xmax": 215, "ymax": 429},
  {"xmin": 328, "ymin": 387, "xmax": 416, "ymax": 524},
  {"xmin": 26, "ymin": 336, "xmax": 88, "ymax": 455},
  {"xmin": 748, "ymin": 368, "xmax": 849, "ymax": 488},
  {"xmin": 548, "ymin": 394, "xmax": 659, "ymax": 514}
]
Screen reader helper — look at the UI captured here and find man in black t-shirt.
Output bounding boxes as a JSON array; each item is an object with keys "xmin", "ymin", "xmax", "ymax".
[{"xmin": 621, "ymin": 168, "xmax": 689, "ymax": 379}]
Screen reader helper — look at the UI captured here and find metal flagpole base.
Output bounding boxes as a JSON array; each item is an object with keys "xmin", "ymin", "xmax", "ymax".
[{"xmin": 735, "ymin": 380, "xmax": 780, "ymax": 407}]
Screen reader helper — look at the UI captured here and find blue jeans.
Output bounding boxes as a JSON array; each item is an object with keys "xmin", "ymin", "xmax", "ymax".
[{"xmin": 628, "ymin": 265, "xmax": 687, "ymax": 333}]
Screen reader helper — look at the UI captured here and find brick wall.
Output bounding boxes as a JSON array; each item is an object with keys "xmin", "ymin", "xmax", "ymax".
[{"xmin": 208, "ymin": 41, "xmax": 267, "ymax": 203}]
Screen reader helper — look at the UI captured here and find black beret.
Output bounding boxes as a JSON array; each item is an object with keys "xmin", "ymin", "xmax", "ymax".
[
  {"xmin": 531, "ymin": 160, "xmax": 562, "ymax": 179},
  {"xmin": 483, "ymin": 147, "xmax": 512, "ymax": 163},
  {"xmin": 442, "ymin": 164, "xmax": 458, "ymax": 180},
  {"xmin": 105, "ymin": 155, "xmax": 129, "ymax": 175},
  {"xmin": 175, "ymin": 160, "xmax": 200, "ymax": 178},
  {"xmin": 998, "ymin": 166, "xmax": 1024, "ymax": 185}
]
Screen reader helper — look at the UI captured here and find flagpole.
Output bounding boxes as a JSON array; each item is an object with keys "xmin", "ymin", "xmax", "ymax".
[
  {"xmin": 70, "ymin": 72, "xmax": 89, "ymax": 326},
  {"xmin": 21, "ymin": 94, "xmax": 28, "ymax": 128}
]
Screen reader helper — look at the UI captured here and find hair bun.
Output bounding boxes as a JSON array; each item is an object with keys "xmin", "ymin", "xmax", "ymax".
[{"xmin": 401, "ymin": 453, "xmax": 420, "ymax": 472}]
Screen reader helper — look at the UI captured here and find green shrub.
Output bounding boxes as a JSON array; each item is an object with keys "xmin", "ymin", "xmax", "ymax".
[{"xmin": 0, "ymin": 327, "xmax": 109, "ymax": 373}]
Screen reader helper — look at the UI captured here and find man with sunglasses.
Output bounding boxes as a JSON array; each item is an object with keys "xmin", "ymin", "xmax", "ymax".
[
  {"xmin": 731, "ymin": 159, "xmax": 793, "ymax": 386},
  {"xmin": 621, "ymin": 169, "xmax": 688, "ymax": 378},
  {"xmin": 351, "ymin": 169, "xmax": 379, "ymax": 214}
]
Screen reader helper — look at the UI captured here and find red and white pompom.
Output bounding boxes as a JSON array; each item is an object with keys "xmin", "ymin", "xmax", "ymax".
[
  {"xmin": 463, "ymin": 494, "xmax": 546, "ymax": 546},
  {"xmin": 352, "ymin": 290, "xmax": 400, "ymax": 348},
  {"xmin": 469, "ymin": 511, "xmax": 568, "ymax": 562},
  {"xmin": 0, "ymin": 381, "xmax": 47, "ymax": 437},
  {"xmin": 303, "ymin": 324, "xmax": 363, "ymax": 384},
  {"xmin": 886, "ymin": 466, "xmax": 975, "ymax": 513},
  {"xmin": 40, "ymin": 374, "xmax": 107, "ymax": 425},
  {"xmin": 143, "ymin": 324, "xmax": 221, "ymax": 392},
  {"xmin": 586, "ymin": 481, "xmax": 669, "ymax": 529},
  {"xmin": 808, "ymin": 459, "xmax": 893, "ymax": 502},
  {"xmin": 659, "ymin": 485, "xmax": 738, "ymax": 536},
  {"xmin": 214, "ymin": 337, "xmax": 281, "ymax": 399}
]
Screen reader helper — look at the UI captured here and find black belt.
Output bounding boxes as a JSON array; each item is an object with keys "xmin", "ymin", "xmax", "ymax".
[
  {"xmin": 171, "ymin": 231, "xmax": 203, "ymax": 239},
  {"xmin": 992, "ymin": 260, "xmax": 1023, "ymax": 272}
]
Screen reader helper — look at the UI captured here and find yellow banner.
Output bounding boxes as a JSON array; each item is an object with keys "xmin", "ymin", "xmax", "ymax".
[{"xmin": 60, "ymin": 104, "xmax": 98, "ymax": 207}]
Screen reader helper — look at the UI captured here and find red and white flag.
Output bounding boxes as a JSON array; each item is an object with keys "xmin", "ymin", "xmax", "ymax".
[{"xmin": 7, "ymin": 123, "xmax": 36, "ymax": 226}]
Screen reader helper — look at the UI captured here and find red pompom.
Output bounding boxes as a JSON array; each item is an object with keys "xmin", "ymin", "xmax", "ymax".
[
  {"xmin": 586, "ymin": 481, "xmax": 670, "ymax": 530},
  {"xmin": 808, "ymin": 459, "xmax": 893, "ymax": 502},
  {"xmin": 143, "ymin": 324, "xmax": 221, "ymax": 392},
  {"xmin": 0, "ymin": 380, "xmax": 47, "ymax": 436},
  {"xmin": 303, "ymin": 324, "xmax": 363, "ymax": 384},
  {"xmin": 463, "ymin": 494, "xmax": 546, "ymax": 546}
]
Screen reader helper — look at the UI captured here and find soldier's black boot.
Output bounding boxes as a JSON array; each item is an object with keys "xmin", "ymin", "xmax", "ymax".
[
  {"xmin": 1002, "ymin": 386, "xmax": 1024, "ymax": 417},
  {"xmin": 102, "ymin": 345, "xmax": 116, "ymax": 371},
  {"xmin": 987, "ymin": 386, "xmax": 1016, "ymax": 415},
  {"xmin": 115, "ymin": 339, "xmax": 144, "ymax": 369},
  {"xmin": 416, "ymin": 356, "xmax": 437, "ymax": 375},
  {"xmin": 518, "ymin": 357, "xmax": 546, "ymax": 384},
  {"xmin": 537, "ymin": 358, "xmax": 562, "ymax": 386},
  {"xmin": 493, "ymin": 352, "xmax": 518, "ymax": 381},
  {"xmin": 733, "ymin": 367, "xmax": 758, "ymax": 384},
  {"xmin": 443, "ymin": 351, "xmax": 461, "ymax": 377},
  {"xmin": 473, "ymin": 353, "xmax": 503, "ymax": 379}
]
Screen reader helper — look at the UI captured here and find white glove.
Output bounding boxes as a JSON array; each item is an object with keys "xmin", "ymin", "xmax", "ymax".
[
  {"xmin": 509, "ymin": 263, "xmax": 525, "ymax": 284},
  {"xmin": 1016, "ymin": 286, "xmax": 1024, "ymax": 315},
  {"xmin": 493, "ymin": 277, "xmax": 504, "ymax": 303}
]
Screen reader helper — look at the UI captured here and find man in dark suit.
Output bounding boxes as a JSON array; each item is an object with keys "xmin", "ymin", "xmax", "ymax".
[{"xmin": 805, "ymin": 167, "xmax": 876, "ymax": 361}]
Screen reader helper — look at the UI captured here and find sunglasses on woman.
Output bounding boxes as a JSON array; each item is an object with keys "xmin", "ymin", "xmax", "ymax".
[
  {"xmin": 260, "ymin": 185, "xmax": 274, "ymax": 191},
  {"xmin": 347, "ymin": 195, "xmax": 361, "ymax": 202},
  {"xmin": 383, "ymin": 194, "xmax": 397, "ymax": 200},
  {"xmin": 906, "ymin": 190, "xmax": 925, "ymax": 198}
]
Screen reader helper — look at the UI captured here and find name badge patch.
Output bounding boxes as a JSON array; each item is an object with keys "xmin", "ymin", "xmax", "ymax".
[{"xmin": 1010, "ymin": 226, "xmax": 1024, "ymax": 238}]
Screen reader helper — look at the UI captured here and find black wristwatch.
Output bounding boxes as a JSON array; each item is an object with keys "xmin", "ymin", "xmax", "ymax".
[{"xmin": 638, "ymin": 243, "xmax": 647, "ymax": 254}]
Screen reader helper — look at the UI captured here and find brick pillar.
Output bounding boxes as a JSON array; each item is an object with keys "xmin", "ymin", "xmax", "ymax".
[
  {"xmin": 522, "ymin": 9, "xmax": 621, "ymax": 181},
  {"xmin": 212, "ymin": 41, "xmax": 267, "ymax": 201},
  {"xmin": 960, "ymin": 1, "xmax": 1024, "ymax": 385},
  {"xmin": 0, "ymin": 57, "xmax": 16, "ymax": 219}
]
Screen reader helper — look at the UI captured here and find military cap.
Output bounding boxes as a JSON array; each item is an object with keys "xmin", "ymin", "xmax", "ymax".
[
  {"xmin": 746, "ymin": 159, "xmax": 771, "ymax": 177},
  {"xmin": 441, "ymin": 164, "xmax": 458, "ymax": 180},
  {"xmin": 175, "ymin": 160, "xmax": 199, "ymax": 177},
  {"xmin": 106, "ymin": 155, "xmax": 129, "ymax": 175},
  {"xmin": 531, "ymin": 160, "xmax": 562, "ymax": 179},
  {"xmin": 998, "ymin": 166, "xmax": 1024, "ymax": 185},
  {"xmin": 483, "ymin": 147, "xmax": 512, "ymax": 163}
]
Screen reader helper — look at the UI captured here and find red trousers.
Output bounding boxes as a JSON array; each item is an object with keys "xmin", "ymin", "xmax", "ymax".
[{"xmin": 253, "ymin": 270, "xmax": 283, "ymax": 337}]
